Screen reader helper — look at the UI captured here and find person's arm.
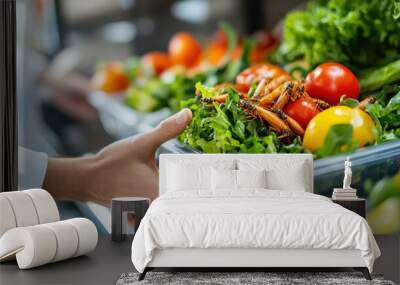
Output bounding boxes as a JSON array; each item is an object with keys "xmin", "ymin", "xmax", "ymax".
[
  {"xmin": 42, "ymin": 157, "xmax": 94, "ymax": 202},
  {"xmin": 43, "ymin": 108, "xmax": 192, "ymax": 206}
]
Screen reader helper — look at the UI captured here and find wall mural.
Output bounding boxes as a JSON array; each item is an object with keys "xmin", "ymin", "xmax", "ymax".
[{"xmin": 92, "ymin": 1, "xmax": 400, "ymax": 234}]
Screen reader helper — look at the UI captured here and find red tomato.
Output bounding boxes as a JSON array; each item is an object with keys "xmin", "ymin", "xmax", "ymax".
[
  {"xmin": 305, "ymin": 62, "xmax": 359, "ymax": 105},
  {"xmin": 168, "ymin": 32, "xmax": 202, "ymax": 68},
  {"xmin": 205, "ymin": 30, "xmax": 243, "ymax": 65},
  {"xmin": 235, "ymin": 63, "xmax": 290, "ymax": 93},
  {"xmin": 283, "ymin": 97, "xmax": 320, "ymax": 129},
  {"xmin": 249, "ymin": 31, "xmax": 278, "ymax": 64},
  {"xmin": 142, "ymin": 52, "xmax": 172, "ymax": 75},
  {"xmin": 205, "ymin": 41, "xmax": 227, "ymax": 65},
  {"xmin": 93, "ymin": 63, "xmax": 130, "ymax": 94}
]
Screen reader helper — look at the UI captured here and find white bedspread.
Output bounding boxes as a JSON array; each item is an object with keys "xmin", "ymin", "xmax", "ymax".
[{"xmin": 131, "ymin": 190, "xmax": 380, "ymax": 272}]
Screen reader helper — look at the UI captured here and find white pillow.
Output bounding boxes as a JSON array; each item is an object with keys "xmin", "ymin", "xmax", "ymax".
[
  {"xmin": 167, "ymin": 162, "xmax": 211, "ymax": 191},
  {"xmin": 212, "ymin": 168, "xmax": 237, "ymax": 190},
  {"xmin": 238, "ymin": 159, "xmax": 309, "ymax": 191},
  {"xmin": 236, "ymin": 169, "xmax": 267, "ymax": 189},
  {"xmin": 266, "ymin": 161, "xmax": 307, "ymax": 191},
  {"xmin": 211, "ymin": 169, "xmax": 268, "ymax": 190}
]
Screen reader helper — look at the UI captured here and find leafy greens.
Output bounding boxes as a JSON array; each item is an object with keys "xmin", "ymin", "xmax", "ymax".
[
  {"xmin": 366, "ymin": 86, "xmax": 400, "ymax": 143},
  {"xmin": 272, "ymin": 0, "xmax": 400, "ymax": 72},
  {"xmin": 359, "ymin": 59, "xmax": 400, "ymax": 93},
  {"xmin": 178, "ymin": 83, "xmax": 304, "ymax": 154}
]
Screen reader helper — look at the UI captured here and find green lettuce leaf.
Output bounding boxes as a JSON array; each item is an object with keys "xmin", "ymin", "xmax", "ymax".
[
  {"xmin": 366, "ymin": 90, "xmax": 400, "ymax": 143},
  {"xmin": 272, "ymin": 0, "xmax": 400, "ymax": 72}
]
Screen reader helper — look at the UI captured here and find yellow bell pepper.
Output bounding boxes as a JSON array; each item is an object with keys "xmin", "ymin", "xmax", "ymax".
[{"xmin": 303, "ymin": 106, "xmax": 376, "ymax": 152}]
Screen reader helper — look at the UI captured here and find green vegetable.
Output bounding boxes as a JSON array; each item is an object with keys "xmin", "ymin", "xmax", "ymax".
[
  {"xmin": 359, "ymin": 59, "xmax": 400, "ymax": 92},
  {"xmin": 168, "ymin": 72, "xmax": 208, "ymax": 111},
  {"xmin": 124, "ymin": 70, "xmax": 214, "ymax": 113},
  {"xmin": 272, "ymin": 0, "xmax": 400, "ymax": 72},
  {"xmin": 365, "ymin": 90, "xmax": 400, "ymax": 143},
  {"xmin": 371, "ymin": 84, "xmax": 400, "ymax": 105},
  {"xmin": 395, "ymin": 1, "xmax": 400, "ymax": 19},
  {"xmin": 125, "ymin": 79, "xmax": 169, "ymax": 112},
  {"xmin": 219, "ymin": 22, "xmax": 237, "ymax": 55},
  {"xmin": 339, "ymin": 97, "xmax": 359, "ymax": 108},
  {"xmin": 223, "ymin": 39, "xmax": 253, "ymax": 82},
  {"xmin": 195, "ymin": 82, "xmax": 215, "ymax": 98},
  {"xmin": 123, "ymin": 57, "xmax": 141, "ymax": 81}
]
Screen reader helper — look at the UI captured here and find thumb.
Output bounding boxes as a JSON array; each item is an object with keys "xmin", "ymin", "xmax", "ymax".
[{"xmin": 135, "ymin": 108, "xmax": 192, "ymax": 155}]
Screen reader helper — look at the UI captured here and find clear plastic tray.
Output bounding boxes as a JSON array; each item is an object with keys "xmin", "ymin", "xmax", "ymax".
[
  {"xmin": 159, "ymin": 139, "xmax": 400, "ymax": 198},
  {"xmin": 89, "ymin": 91, "xmax": 171, "ymax": 139}
]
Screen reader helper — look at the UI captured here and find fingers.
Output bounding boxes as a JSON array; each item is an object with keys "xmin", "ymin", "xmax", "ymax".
[{"xmin": 133, "ymin": 108, "xmax": 192, "ymax": 157}]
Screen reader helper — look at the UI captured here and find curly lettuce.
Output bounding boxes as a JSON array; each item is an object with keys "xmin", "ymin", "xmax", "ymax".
[
  {"xmin": 272, "ymin": 0, "xmax": 400, "ymax": 72},
  {"xmin": 366, "ymin": 87, "xmax": 400, "ymax": 142}
]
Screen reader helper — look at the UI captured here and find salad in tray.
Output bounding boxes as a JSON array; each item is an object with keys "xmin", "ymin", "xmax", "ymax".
[
  {"xmin": 92, "ymin": 23, "xmax": 278, "ymax": 113},
  {"xmin": 179, "ymin": 60, "xmax": 400, "ymax": 157}
]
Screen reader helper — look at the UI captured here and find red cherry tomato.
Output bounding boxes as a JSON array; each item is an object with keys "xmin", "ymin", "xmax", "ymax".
[
  {"xmin": 205, "ymin": 30, "xmax": 243, "ymax": 65},
  {"xmin": 205, "ymin": 40, "xmax": 227, "ymax": 65},
  {"xmin": 305, "ymin": 62, "xmax": 359, "ymax": 105},
  {"xmin": 235, "ymin": 63, "xmax": 290, "ymax": 93},
  {"xmin": 93, "ymin": 63, "xmax": 130, "ymax": 94},
  {"xmin": 142, "ymin": 52, "xmax": 172, "ymax": 75},
  {"xmin": 168, "ymin": 32, "xmax": 202, "ymax": 68},
  {"xmin": 249, "ymin": 31, "xmax": 278, "ymax": 64},
  {"xmin": 283, "ymin": 97, "xmax": 320, "ymax": 129}
]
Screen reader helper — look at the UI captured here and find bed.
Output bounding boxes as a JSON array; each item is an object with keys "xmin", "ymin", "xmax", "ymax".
[{"xmin": 131, "ymin": 154, "xmax": 380, "ymax": 281}]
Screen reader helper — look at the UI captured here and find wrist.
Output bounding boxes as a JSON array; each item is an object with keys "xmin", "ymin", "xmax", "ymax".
[{"xmin": 43, "ymin": 156, "xmax": 96, "ymax": 202}]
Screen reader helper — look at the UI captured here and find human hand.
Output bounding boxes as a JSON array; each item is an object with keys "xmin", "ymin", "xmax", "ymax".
[{"xmin": 43, "ymin": 108, "xmax": 192, "ymax": 206}]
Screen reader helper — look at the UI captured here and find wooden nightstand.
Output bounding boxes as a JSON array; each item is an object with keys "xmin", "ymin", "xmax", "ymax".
[{"xmin": 331, "ymin": 198, "xmax": 366, "ymax": 218}]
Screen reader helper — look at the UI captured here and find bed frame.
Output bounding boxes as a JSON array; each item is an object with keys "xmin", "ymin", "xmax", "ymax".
[
  {"xmin": 139, "ymin": 154, "xmax": 371, "ymax": 281},
  {"xmin": 139, "ymin": 249, "xmax": 371, "ymax": 280}
]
